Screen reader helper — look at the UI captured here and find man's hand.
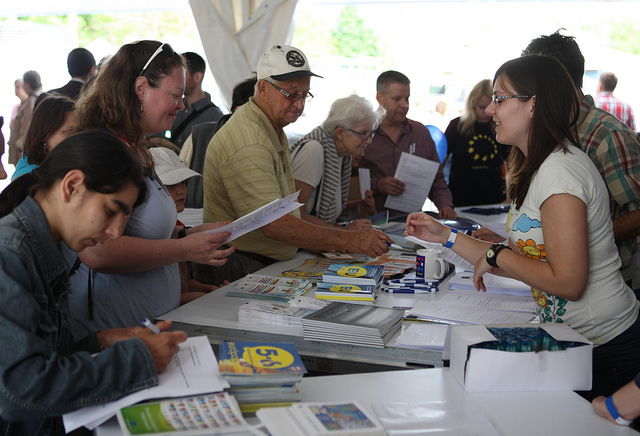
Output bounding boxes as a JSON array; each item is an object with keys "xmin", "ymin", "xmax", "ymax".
[
  {"xmin": 376, "ymin": 177, "xmax": 405, "ymax": 196},
  {"xmin": 438, "ymin": 206, "xmax": 457, "ymax": 219},
  {"xmin": 97, "ymin": 327, "xmax": 143, "ymax": 349},
  {"xmin": 345, "ymin": 228, "xmax": 392, "ymax": 258},
  {"xmin": 344, "ymin": 219, "xmax": 372, "ymax": 230}
]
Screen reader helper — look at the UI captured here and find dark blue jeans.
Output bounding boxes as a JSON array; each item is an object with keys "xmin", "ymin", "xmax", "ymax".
[{"xmin": 578, "ymin": 312, "xmax": 640, "ymax": 401}]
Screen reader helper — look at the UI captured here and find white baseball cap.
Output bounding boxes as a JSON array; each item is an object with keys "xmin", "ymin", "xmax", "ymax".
[
  {"xmin": 150, "ymin": 147, "xmax": 201, "ymax": 186},
  {"xmin": 257, "ymin": 44, "xmax": 322, "ymax": 81}
]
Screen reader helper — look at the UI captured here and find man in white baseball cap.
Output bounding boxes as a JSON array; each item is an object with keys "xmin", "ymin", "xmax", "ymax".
[{"xmin": 198, "ymin": 44, "xmax": 391, "ymax": 284}]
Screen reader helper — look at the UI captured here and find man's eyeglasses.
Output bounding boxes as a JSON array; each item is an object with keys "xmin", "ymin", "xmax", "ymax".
[
  {"xmin": 139, "ymin": 43, "xmax": 175, "ymax": 77},
  {"xmin": 267, "ymin": 80, "xmax": 314, "ymax": 103},
  {"xmin": 346, "ymin": 128, "xmax": 375, "ymax": 141},
  {"xmin": 492, "ymin": 95, "xmax": 533, "ymax": 105}
]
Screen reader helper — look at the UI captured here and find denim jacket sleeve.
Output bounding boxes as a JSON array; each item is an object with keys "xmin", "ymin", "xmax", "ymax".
[{"xmin": 0, "ymin": 243, "xmax": 158, "ymax": 422}]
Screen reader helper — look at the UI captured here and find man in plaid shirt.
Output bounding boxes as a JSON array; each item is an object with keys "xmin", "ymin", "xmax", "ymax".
[
  {"xmin": 524, "ymin": 31, "xmax": 640, "ymax": 289},
  {"xmin": 595, "ymin": 72, "xmax": 636, "ymax": 131}
]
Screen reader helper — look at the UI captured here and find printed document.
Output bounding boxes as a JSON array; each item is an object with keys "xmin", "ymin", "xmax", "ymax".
[
  {"xmin": 384, "ymin": 152, "xmax": 440, "ymax": 213},
  {"xmin": 63, "ymin": 336, "xmax": 228, "ymax": 432},
  {"xmin": 206, "ymin": 191, "xmax": 302, "ymax": 243},
  {"xmin": 359, "ymin": 168, "xmax": 371, "ymax": 199}
]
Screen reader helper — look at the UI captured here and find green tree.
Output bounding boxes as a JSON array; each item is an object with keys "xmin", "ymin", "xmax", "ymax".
[
  {"xmin": 330, "ymin": 6, "xmax": 379, "ymax": 58},
  {"xmin": 609, "ymin": 20, "xmax": 640, "ymax": 55}
]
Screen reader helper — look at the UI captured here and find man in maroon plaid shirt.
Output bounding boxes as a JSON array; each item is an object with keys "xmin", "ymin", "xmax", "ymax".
[{"xmin": 595, "ymin": 72, "xmax": 636, "ymax": 131}]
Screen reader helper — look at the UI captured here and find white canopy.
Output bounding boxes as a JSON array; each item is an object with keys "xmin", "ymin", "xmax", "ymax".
[{"xmin": 188, "ymin": 0, "xmax": 299, "ymax": 108}]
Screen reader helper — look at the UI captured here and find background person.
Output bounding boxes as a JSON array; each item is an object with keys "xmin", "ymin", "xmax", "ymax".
[
  {"xmin": 7, "ymin": 70, "xmax": 42, "ymax": 166},
  {"xmin": 0, "ymin": 131, "xmax": 187, "ymax": 435},
  {"xmin": 12, "ymin": 94, "xmax": 76, "ymax": 180},
  {"xmin": 290, "ymin": 94, "xmax": 382, "ymax": 228},
  {"xmin": 169, "ymin": 51, "xmax": 223, "ymax": 148},
  {"xmin": 150, "ymin": 147, "xmax": 229, "ymax": 304},
  {"xmin": 444, "ymin": 79, "xmax": 509, "ymax": 207},
  {"xmin": 594, "ymin": 72, "xmax": 635, "ymax": 130},
  {"xmin": 360, "ymin": 70, "xmax": 456, "ymax": 219},
  {"xmin": 39, "ymin": 47, "xmax": 96, "ymax": 103},
  {"xmin": 406, "ymin": 55, "xmax": 640, "ymax": 401},
  {"xmin": 63, "ymin": 40, "xmax": 233, "ymax": 340}
]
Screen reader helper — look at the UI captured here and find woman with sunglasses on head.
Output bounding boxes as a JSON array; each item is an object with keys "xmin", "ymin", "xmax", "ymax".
[
  {"xmin": 444, "ymin": 79, "xmax": 509, "ymax": 207},
  {"xmin": 406, "ymin": 55, "xmax": 640, "ymax": 400},
  {"xmin": 290, "ymin": 95, "xmax": 381, "ymax": 229},
  {"xmin": 64, "ymin": 41, "xmax": 234, "ymax": 341},
  {"xmin": 0, "ymin": 131, "xmax": 187, "ymax": 435},
  {"xmin": 12, "ymin": 94, "xmax": 76, "ymax": 181}
]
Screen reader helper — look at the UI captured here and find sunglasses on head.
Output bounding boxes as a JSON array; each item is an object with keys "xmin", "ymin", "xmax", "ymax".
[{"xmin": 139, "ymin": 43, "xmax": 175, "ymax": 77}]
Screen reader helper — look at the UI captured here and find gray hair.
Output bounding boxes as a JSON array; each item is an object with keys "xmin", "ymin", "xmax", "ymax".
[{"xmin": 322, "ymin": 94, "xmax": 384, "ymax": 137}]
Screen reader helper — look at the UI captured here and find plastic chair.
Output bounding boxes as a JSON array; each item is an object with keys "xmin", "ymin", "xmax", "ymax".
[{"xmin": 426, "ymin": 124, "xmax": 448, "ymax": 164}]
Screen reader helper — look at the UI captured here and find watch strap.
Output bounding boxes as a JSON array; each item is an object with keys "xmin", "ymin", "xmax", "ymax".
[
  {"xmin": 606, "ymin": 396, "xmax": 632, "ymax": 426},
  {"xmin": 486, "ymin": 244, "xmax": 511, "ymax": 268},
  {"xmin": 444, "ymin": 228, "xmax": 458, "ymax": 248}
]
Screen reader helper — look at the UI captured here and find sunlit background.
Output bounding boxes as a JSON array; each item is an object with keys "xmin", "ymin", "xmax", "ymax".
[{"xmin": 2, "ymin": 0, "xmax": 639, "ymax": 196}]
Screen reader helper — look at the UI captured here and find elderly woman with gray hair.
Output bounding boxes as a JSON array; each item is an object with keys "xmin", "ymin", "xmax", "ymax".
[{"xmin": 290, "ymin": 94, "xmax": 383, "ymax": 229}]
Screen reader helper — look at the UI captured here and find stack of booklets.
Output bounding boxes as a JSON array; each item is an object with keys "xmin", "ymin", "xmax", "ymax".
[
  {"xmin": 225, "ymin": 274, "xmax": 314, "ymax": 301},
  {"xmin": 237, "ymin": 297, "xmax": 330, "ymax": 327},
  {"xmin": 317, "ymin": 264, "xmax": 384, "ymax": 304},
  {"xmin": 218, "ymin": 341, "xmax": 307, "ymax": 414},
  {"xmin": 257, "ymin": 402, "xmax": 384, "ymax": 436},
  {"xmin": 302, "ymin": 302, "xmax": 404, "ymax": 348}
]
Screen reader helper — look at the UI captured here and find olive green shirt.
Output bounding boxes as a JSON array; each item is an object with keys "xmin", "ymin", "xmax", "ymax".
[{"xmin": 203, "ymin": 98, "xmax": 300, "ymax": 261}]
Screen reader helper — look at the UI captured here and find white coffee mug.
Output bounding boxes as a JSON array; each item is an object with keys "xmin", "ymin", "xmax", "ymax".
[{"xmin": 416, "ymin": 249, "xmax": 446, "ymax": 280}]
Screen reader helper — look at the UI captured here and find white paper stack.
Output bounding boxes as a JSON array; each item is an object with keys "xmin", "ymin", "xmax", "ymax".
[
  {"xmin": 394, "ymin": 323, "xmax": 449, "ymax": 350},
  {"xmin": 448, "ymin": 271, "xmax": 532, "ymax": 296},
  {"xmin": 302, "ymin": 302, "xmax": 404, "ymax": 348},
  {"xmin": 238, "ymin": 299, "xmax": 329, "ymax": 327}
]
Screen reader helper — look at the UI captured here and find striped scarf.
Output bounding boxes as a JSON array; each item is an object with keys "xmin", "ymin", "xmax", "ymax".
[{"xmin": 291, "ymin": 126, "xmax": 352, "ymax": 223}]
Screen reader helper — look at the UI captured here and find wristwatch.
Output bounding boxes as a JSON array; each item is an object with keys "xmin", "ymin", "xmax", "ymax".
[
  {"xmin": 606, "ymin": 396, "xmax": 633, "ymax": 426},
  {"xmin": 178, "ymin": 226, "xmax": 191, "ymax": 239},
  {"xmin": 486, "ymin": 244, "xmax": 512, "ymax": 268}
]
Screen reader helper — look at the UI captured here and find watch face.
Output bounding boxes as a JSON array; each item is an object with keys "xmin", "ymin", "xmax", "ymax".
[{"xmin": 487, "ymin": 249, "xmax": 495, "ymax": 259}]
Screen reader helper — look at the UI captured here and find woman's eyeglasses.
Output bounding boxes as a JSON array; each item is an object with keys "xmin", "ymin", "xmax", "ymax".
[
  {"xmin": 492, "ymin": 95, "xmax": 533, "ymax": 105},
  {"xmin": 346, "ymin": 128, "xmax": 375, "ymax": 140},
  {"xmin": 139, "ymin": 43, "xmax": 175, "ymax": 77}
]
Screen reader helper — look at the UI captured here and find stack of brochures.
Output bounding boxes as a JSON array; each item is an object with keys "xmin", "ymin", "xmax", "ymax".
[
  {"xmin": 317, "ymin": 264, "xmax": 384, "ymax": 304},
  {"xmin": 315, "ymin": 282, "xmax": 377, "ymax": 304},
  {"xmin": 257, "ymin": 402, "xmax": 384, "ymax": 436},
  {"xmin": 117, "ymin": 392, "xmax": 251, "ymax": 435},
  {"xmin": 237, "ymin": 297, "xmax": 329, "ymax": 327},
  {"xmin": 302, "ymin": 302, "xmax": 404, "ymax": 348},
  {"xmin": 225, "ymin": 274, "xmax": 314, "ymax": 301},
  {"xmin": 218, "ymin": 341, "xmax": 307, "ymax": 414}
]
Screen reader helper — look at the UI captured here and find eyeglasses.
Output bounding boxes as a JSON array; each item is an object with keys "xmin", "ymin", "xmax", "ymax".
[
  {"xmin": 346, "ymin": 128, "xmax": 375, "ymax": 140},
  {"xmin": 267, "ymin": 80, "xmax": 314, "ymax": 103},
  {"xmin": 492, "ymin": 95, "xmax": 533, "ymax": 105},
  {"xmin": 139, "ymin": 43, "xmax": 175, "ymax": 77}
]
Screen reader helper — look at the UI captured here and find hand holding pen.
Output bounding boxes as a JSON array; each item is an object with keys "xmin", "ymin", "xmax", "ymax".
[{"xmin": 138, "ymin": 319, "xmax": 188, "ymax": 373}]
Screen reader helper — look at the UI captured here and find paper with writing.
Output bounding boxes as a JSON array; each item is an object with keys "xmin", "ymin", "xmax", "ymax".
[{"xmin": 384, "ymin": 152, "xmax": 439, "ymax": 213}]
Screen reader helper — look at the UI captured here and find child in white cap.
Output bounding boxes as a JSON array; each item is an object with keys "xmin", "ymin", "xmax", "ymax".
[{"xmin": 150, "ymin": 146, "xmax": 229, "ymax": 303}]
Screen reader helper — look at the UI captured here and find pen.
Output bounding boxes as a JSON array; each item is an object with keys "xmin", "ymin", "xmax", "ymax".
[
  {"xmin": 141, "ymin": 317, "xmax": 161, "ymax": 334},
  {"xmin": 388, "ymin": 279, "xmax": 438, "ymax": 285},
  {"xmin": 386, "ymin": 283, "xmax": 439, "ymax": 290},
  {"xmin": 382, "ymin": 287, "xmax": 438, "ymax": 293},
  {"xmin": 386, "ymin": 242, "xmax": 404, "ymax": 250}
]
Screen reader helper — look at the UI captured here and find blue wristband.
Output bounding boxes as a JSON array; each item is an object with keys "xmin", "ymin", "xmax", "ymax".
[
  {"xmin": 605, "ymin": 395, "xmax": 632, "ymax": 426},
  {"xmin": 444, "ymin": 228, "xmax": 458, "ymax": 248}
]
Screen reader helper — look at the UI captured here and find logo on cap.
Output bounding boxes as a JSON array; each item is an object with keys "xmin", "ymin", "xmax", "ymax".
[{"xmin": 286, "ymin": 50, "xmax": 305, "ymax": 68}]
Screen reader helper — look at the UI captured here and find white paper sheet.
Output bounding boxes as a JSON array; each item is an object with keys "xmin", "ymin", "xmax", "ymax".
[
  {"xmin": 358, "ymin": 168, "xmax": 371, "ymax": 200},
  {"xmin": 409, "ymin": 300, "xmax": 536, "ymax": 325},
  {"xmin": 205, "ymin": 191, "xmax": 302, "ymax": 244},
  {"xmin": 373, "ymin": 401, "xmax": 500, "ymax": 435},
  {"xmin": 441, "ymin": 289, "xmax": 536, "ymax": 313},
  {"xmin": 384, "ymin": 152, "xmax": 440, "ymax": 213},
  {"xmin": 63, "ymin": 336, "xmax": 228, "ymax": 432},
  {"xmin": 394, "ymin": 323, "xmax": 449, "ymax": 350}
]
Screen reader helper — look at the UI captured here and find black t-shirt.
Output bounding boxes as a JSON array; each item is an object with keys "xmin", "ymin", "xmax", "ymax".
[{"xmin": 444, "ymin": 117, "xmax": 509, "ymax": 207}]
